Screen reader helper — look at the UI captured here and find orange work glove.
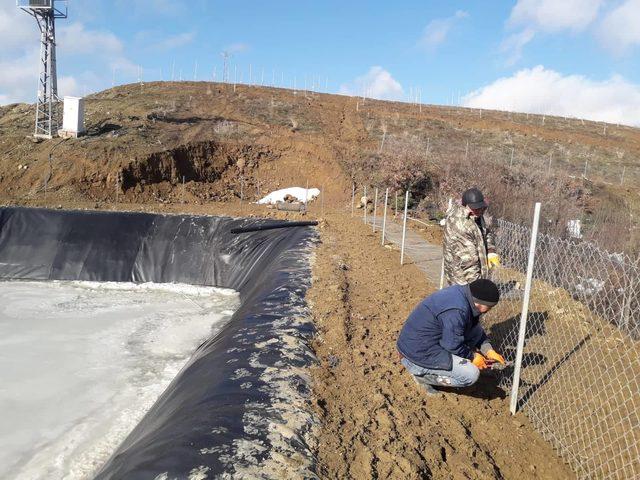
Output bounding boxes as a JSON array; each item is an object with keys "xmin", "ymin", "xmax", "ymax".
[
  {"xmin": 472, "ymin": 353, "xmax": 488, "ymax": 370},
  {"xmin": 485, "ymin": 349, "xmax": 506, "ymax": 365}
]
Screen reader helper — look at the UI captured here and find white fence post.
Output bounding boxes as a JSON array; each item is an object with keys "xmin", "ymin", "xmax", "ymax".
[
  {"xmin": 351, "ymin": 183, "xmax": 355, "ymax": 217},
  {"xmin": 439, "ymin": 198, "xmax": 453, "ymax": 289},
  {"xmin": 400, "ymin": 190, "xmax": 409, "ymax": 265},
  {"xmin": 372, "ymin": 187, "xmax": 378, "ymax": 232},
  {"xmin": 363, "ymin": 186, "xmax": 367, "ymax": 225},
  {"xmin": 381, "ymin": 188, "xmax": 389, "ymax": 245},
  {"xmin": 510, "ymin": 201, "xmax": 542, "ymax": 415}
]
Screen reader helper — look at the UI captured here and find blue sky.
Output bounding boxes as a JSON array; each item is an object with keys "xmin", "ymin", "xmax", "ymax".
[{"xmin": 2, "ymin": 0, "xmax": 640, "ymax": 125}]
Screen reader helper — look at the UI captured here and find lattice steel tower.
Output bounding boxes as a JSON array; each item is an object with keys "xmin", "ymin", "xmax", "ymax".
[{"xmin": 18, "ymin": 0, "xmax": 68, "ymax": 139}]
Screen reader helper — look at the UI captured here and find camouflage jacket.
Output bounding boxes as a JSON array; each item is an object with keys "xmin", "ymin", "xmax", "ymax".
[{"xmin": 443, "ymin": 203, "xmax": 496, "ymax": 285}]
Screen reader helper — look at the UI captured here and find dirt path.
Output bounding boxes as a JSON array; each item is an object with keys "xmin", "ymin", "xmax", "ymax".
[
  {"xmin": 364, "ymin": 214, "xmax": 443, "ymax": 284},
  {"xmin": 309, "ymin": 211, "xmax": 574, "ymax": 480}
]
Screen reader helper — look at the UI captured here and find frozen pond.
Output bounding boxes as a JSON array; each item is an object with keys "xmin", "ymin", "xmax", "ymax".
[{"xmin": 0, "ymin": 280, "xmax": 239, "ymax": 480}]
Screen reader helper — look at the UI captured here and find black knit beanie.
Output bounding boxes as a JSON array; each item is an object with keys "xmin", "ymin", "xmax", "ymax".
[{"xmin": 469, "ymin": 279, "xmax": 500, "ymax": 306}]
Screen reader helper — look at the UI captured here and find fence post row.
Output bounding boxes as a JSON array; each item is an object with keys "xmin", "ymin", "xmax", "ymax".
[
  {"xmin": 381, "ymin": 188, "xmax": 389, "ymax": 246},
  {"xmin": 510, "ymin": 201, "xmax": 542, "ymax": 415},
  {"xmin": 400, "ymin": 190, "xmax": 409, "ymax": 265}
]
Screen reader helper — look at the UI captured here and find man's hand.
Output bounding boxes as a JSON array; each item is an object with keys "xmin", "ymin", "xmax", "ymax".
[
  {"xmin": 472, "ymin": 353, "xmax": 488, "ymax": 370},
  {"xmin": 487, "ymin": 253, "xmax": 501, "ymax": 269},
  {"xmin": 485, "ymin": 349, "xmax": 506, "ymax": 365}
]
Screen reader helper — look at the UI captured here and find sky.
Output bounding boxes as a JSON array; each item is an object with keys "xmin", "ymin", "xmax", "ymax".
[{"xmin": 2, "ymin": 0, "xmax": 640, "ymax": 125}]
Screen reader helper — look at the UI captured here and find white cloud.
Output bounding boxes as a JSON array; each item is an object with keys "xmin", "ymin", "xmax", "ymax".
[
  {"xmin": 509, "ymin": 0, "xmax": 603, "ymax": 32},
  {"xmin": 134, "ymin": 30, "xmax": 197, "ymax": 51},
  {"xmin": 58, "ymin": 23, "xmax": 124, "ymax": 55},
  {"xmin": 223, "ymin": 42, "xmax": 250, "ymax": 55},
  {"xmin": 59, "ymin": 76, "xmax": 81, "ymax": 98},
  {"xmin": 156, "ymin": 31, "xmax": 196, "ymax": 50},
  {"xmin": 500, "ymin": 28, "xmax": 536, "ymax": 65},
  {"xmin": 0, "ymin": 18, "xmax": 136, "ymax": 104},
  {"xmin": 0, "ymin": 50, "xmax": 40, "ymax": 105},
  {"xmin": 339, "ymin": 66, "xmax": 404, "ymax": 101},
  {"xmin": 463, "ymin": 65, "xmax": 640, "ymax": 126},
  {"xmin": 0, "ymin": 48, "xmax": 88, "ymax": 104},
  {"xmin": 0, "ymin": 6, "xmax": 38, "ymax": 51},
  {"xmin": 597, "ymin": 0, "xmax": 640, "ymax": 55},
  {"xmin": 502, "ymin": 0, "xmax": 603, "ymax": 64},
  {"xmin": 418, "ymin": 10, "xmax": 468, "ymax": 51}
]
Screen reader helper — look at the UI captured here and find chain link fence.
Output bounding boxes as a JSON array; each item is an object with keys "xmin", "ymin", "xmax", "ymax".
[
  {"xmin": 352, "ymin": 185, "xmax": 639, "ymax": 479},
  {"xmin": 485, "ymin": 216, "xmax": 640, "ymax": 480}
]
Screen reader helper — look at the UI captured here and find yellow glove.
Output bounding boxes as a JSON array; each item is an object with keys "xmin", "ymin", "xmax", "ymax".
[
  {"xmin": 485, "ymin": 349, "xmax": 505, "ymax": 365},
  {"xmin": 472, "ymin": 353, "xmax": 488, "ymax": 370},
  {"xmin": 488, "ymin": 253, "xmax": 500, "ymax": 269}
]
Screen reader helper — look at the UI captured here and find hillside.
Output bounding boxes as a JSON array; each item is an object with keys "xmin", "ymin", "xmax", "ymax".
[{"xmin": 1, "ymin": 81, "xmax": 639, "ymax": 251}]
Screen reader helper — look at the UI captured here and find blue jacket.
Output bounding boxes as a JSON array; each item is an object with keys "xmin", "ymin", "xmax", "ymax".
[{"xmin": 396, "ymin": 285, "xmax": 489, "ymax": 371}]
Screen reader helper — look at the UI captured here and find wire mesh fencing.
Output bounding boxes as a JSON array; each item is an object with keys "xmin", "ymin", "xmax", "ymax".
[
  {"xmin": 484, "ymin": 216, "xmax": 640, "ymax": 480},
  {"xmin": 350, "ymin": 184, "xmax": 639, "ymax": 478}
]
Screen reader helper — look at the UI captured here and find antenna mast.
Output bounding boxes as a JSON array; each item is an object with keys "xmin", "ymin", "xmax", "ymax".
[
  {"xmin": 18, "ymin": 0, "xmax": 68, "ymax": 139},
  {"xmin": 221, "ymin": 51, "xmax": 231, "ymax": 83}
]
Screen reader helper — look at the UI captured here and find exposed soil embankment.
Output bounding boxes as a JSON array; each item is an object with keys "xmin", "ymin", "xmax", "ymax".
[
  {"xmin": 118, "ymin": 140, "xmax": 281, "ymax": 203},
  {"xmin": 121, "ymin": 141, "xmax": 231, "ymax": 188}
]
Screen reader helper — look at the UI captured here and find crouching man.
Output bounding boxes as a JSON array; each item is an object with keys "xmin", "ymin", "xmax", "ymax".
[{"xmin": 397, "ymin": 279, "xmax": 505, "ymax": 395}]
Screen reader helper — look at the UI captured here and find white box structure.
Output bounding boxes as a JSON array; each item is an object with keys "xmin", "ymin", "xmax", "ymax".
[{"xmin": 60, "ymin": 96, "xmax": 85, "ymax": 137}]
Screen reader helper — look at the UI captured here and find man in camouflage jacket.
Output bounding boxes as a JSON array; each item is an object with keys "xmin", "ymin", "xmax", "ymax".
[{"xmin": 443, "ymin": 188, "xmax": 499, "ymax": 285}]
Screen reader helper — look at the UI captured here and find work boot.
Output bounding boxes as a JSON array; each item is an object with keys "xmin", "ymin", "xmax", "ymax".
[{"xmin": 412, "ymin": 375, "xmax": 439, "ymax": 396}]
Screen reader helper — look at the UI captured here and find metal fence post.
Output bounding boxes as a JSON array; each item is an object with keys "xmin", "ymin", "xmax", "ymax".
[
  {"xmin": 510, "ymin": 201, "xmax": 542, "ymax": 415},
  {"xmin": 372, "ymin": 187, "xmax": 378, "ymax": 232},
  {"xmin": 381, "ymin": 188, "xmax": 389, "ymax": 245},
  {"xmin": 400, "ymin": 190, "xmax": 409, "ymax": 265},
  {"xmin": 363, "ymin": 186, "xmax": 367, "ymax": 225},
  {"xmin": 351, "ymin": 183, "xmax": 355, "ymax": 217},
  {"xmin": 439, "ymin": 198, "xmax": 453, "ymax": 289}
]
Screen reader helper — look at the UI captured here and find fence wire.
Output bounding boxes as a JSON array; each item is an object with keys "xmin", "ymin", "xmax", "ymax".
[{"xmin": 485, "ymin": 218, "xmax": 640, "ymax": 480}]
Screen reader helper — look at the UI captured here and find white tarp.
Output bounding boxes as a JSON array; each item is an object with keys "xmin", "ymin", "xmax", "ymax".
[{"xmin": 257, "ymin": 187, "xmax": 320, "ymax": 205}]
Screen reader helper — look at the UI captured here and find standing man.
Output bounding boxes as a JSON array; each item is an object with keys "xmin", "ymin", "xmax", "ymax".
[
  {"xmin": 397, "ymin": 279, "xmax": 505, "ymax": 394},
  {"xmin": 443, "ymin": 188, "xmax": 500, "ymax": 285}
]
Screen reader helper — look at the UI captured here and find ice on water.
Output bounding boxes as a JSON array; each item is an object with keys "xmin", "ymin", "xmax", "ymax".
[{"xmin": 0, "ymin": 280, "xmax": 239, "ymax": 480}]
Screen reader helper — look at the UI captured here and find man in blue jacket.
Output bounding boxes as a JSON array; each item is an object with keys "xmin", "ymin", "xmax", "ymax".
[{"xmin": 397, "ymin": 279, "xmax": 505, "ymax": 394}]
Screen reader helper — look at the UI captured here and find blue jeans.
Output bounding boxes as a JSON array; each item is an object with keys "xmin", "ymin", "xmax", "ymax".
[{"xmin": 401, "ymin": 355, "xmax": 480, "ymax": 388}]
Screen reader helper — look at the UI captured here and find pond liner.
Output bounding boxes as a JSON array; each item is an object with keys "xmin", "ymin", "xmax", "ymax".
[{"xmin": 0, "ymin": 206, "xmax": 319, "ymax": 479}]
